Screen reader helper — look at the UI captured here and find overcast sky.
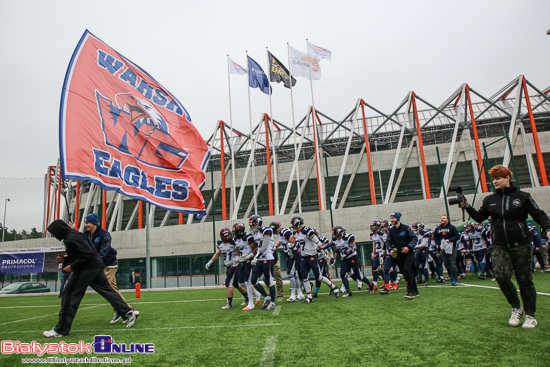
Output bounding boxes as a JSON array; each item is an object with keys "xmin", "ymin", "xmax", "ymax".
[{"xmin": 1, "ymin": 0, "xmax": 549, "ymax": 181}]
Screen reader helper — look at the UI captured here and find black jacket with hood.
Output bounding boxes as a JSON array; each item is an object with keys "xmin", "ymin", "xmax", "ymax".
[
  {"xmin": 465, "ymin": 182, "xmax": 550, "ymax": 248},
  {"xmin": 47, "ymin": 220, "xmax": 104, "ymax": 271}
]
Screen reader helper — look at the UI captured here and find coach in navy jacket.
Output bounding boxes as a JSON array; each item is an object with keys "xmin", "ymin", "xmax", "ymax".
[
  {"xmin": 434, "ymin": 214, "xmax": 460, "ymax": 285},
  {"xmin": 387, "ymin": 212, "xmax": 419, "ymax": 299}
]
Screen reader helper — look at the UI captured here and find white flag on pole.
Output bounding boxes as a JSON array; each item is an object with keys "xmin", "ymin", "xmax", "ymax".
[
  {"xmin": 229, "ymin": 57, "xmax": 247, "ymax": 75},
  {"xmin": 308, "ymin": 41, "xmax": 332, "ymax": 61},
  {"xmin": 288, "ymin": 45, "xmax": 321, "ymax": 80}
]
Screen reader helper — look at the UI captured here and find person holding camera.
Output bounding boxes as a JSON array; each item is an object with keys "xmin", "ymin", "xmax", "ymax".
[{"xmin": 461, "ymin": 165, "xmax": 550, "ymax": 329}]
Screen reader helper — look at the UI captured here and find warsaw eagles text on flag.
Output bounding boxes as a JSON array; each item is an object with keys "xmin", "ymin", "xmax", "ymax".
[{"xmin": 59, "ymin": 30, "xmax": 211, "ymax": 217}]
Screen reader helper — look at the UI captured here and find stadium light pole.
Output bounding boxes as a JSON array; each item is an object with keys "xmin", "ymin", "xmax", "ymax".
[{"xmin": 2, "ymin": 198, "xmax": 10, "ymax": 242}]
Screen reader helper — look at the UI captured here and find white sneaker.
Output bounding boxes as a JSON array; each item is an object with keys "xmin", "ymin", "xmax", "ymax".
[
  {"xmin": 221, "ymin": 303, "xmax": 233, "ymax": 309},
  {"xmin": 241, "ymin": 300, "xmax": 248, "ymax": 306},
  {"xmin": 110, "ymin": 312, "xmax": 122, "ymax": 324},
  {"xmin": 125, "ymin": 310, "xmax": 140, "ymax": 328},
  {"xmin": 522, "ymin": 315, "xmax": 537, "ymax": 329},
  {"xmin": 509, "ymin": 308, "xmax": 523, "ymax": 327},
  {"xmin": 43, "ymin": 329, "xmax": 64, "ymax": 338},
  {"xmin": 287, "ymin": 296, "xmax": 296, "ymax": 303},
  {"xmin": 540, "ymin": 269, "xmax": 546, "ymax": 273},
  {"xmin": 297, "ymin": 294, "xmax": 305, "ymax": 301}
]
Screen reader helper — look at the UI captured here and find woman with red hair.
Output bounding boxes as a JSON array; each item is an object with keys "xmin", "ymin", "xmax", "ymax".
[{"xmin": 461, "ymin": 165, "xmax": 550, "ymax": 329}]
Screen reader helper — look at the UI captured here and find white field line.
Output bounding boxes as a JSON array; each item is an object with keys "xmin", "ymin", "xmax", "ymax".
[
  {"xmin": 0, "ymin": 298, "xmax": 228, "ymax": 309},
  {"xmin": 272, "ymin": 305, "xmax": 282, "ymax": 316},
  {"xmin": 0, "ymin": 323, "xmax": 281, "ymax": 335},
  {"xmin": 0, "ymin": 304, "xmax": 104, "ymax": 327},
  {"xmin": 459, "ymin": 283, "xmax": 550, "ymax": 296},
  {"xmin": 259, "ymin": 335, "xmax": 278, "ymax": 367}
]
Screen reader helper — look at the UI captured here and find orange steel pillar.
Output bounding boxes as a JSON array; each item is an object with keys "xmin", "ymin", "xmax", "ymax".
[
  {"xmin": 56, "ymin": 166, "xmax": 62, "ymax": 219},
  {"xmin": 360, "ymin": 99, "xmax": 377, "ymax": 205},
  {"xmin": 138, "ymin": 201, "xmax": 143, "ymax": 229},
  {"xmin": 264, "ymin": 114, "xmax": 274, "ymax": 216},
  {"xmin": 102, "ymin": 189, "xmax": 107, "ymax": 228},
  {"xmin": 411, "ymin": 93, "xmax": 431, "ymax": 199},
  {"xmin": 220, "ymin": 121, "xmax": 228, "ymax": 220},
  {"xmin": 465, "ymin": 85, "xmax": 488, "ymax": 192},
  {"xmin": 522, "ymin": 77, "xmax": 548, "ymax": 186},
  {"xmin": 74, "ymin": 181, "xmax": 80, "ymax": 230}
]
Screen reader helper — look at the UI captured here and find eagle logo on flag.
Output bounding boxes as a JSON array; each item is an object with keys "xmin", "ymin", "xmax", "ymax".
[{"xmin": 96, "ymin": 91, "xmax": 189, "ymax": 170}]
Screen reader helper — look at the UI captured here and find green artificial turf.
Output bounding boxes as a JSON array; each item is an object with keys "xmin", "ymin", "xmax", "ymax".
[{"xmin": 1, "ymin": 273, "xmax": 549, "ymax": 366}]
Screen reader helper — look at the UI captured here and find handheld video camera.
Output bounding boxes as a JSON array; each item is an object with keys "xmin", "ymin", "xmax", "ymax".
[{"xmin": 448, "ymin": 186, "xmax": 466, "ymax": 221}]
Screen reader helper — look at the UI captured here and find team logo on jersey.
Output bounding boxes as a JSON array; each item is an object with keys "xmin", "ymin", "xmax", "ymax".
[{"xmin": 512, "ymin": 199, "xmax": 521, "ymax": 207}]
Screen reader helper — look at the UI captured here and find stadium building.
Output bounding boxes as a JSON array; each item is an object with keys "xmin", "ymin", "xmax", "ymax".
[{"xmin": 2, "ymin": 75, "xmax": 550, "ymax": 289}]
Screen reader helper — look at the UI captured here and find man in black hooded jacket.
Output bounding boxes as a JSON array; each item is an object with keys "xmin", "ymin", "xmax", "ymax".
[{"xmin": 44, "ymin": 219, "xmax": 139, "ymax": 337}]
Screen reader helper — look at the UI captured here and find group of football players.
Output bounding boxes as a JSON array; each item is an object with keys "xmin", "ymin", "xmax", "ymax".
[{"xmin": 206, "ymin": 214, "xmax": 545, "ymax": 310}]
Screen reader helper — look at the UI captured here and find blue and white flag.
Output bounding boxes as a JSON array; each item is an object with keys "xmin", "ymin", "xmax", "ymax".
[{"xmin": 247, "ymin": 56, "xmax": 271, "ymax": 94}]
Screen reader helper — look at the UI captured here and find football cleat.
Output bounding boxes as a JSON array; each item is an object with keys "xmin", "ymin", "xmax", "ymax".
[
  {"xmin": 357, "ymin": 281, "xmax": 363, "ymax": 291},
  {"xmin": 436, "ymin": 279, "xmax": 444, "ymax": 283},
  {"xmin": 287, "ymin": 296, "xmax": 296, "ymax": 303},
  {"xmin": 266, "ymin": 302, "xmax": 276, "ymax": 311},
  {"xmin": 261, "ymin": 298, "xmax": 271, "ymax": 310},
  {"xmin": 522, "ymin": 315, "xmax": 537, "ymax": 329},
  {"xmin": 297, "ymin": 294, "xmax": 305, "ymax": 301},
  {"xmin": 125, "ymin": 310, "xmax": 140, "ymax": 328},
  {"xmin": 333, "ymin": 288, "xmax": 340, "ymax": 298},
  {"xmin": 241, "ymin": 300, "xmax": 248, "ymax": 306},
  {"xmin": 390, "ymin": 283, "xmax": 399, "ymax": 290},
  {"xmin": 221, "ymin": 303, "xmax": 233, "ymax": 309},
  {"xmin": 342, "ymin": 292, "xmax": 352, "ymax": 298},
  {"xmin": 421, "ymin": 281, "xmax": 428, "ymax": 286},
  {"xmin": 110, "ymin": 312, "xmax": 122, "ymax": 324},
  {"xmin": 302, "ymin": 298, "xmax": 313, "ymax": 304},
  {"xmin": 369, "ymin": 283, "xmax": 375, "ymax": 294},
  {"xmin": 242, "ymin": 306, "xmax": 255, "ymax": 311},
  {"xmin": 255, "ymin": 299, "xmax": 261, "ymax": 306},
  {"xmin": 509, "ymin": 308, "xmax": 523, "ymax": 327},
  {"xmin": 43, "ymin": 329, "xmax": 64, "ymax": 338},
  {"xmin": 379, "ymin": 288, "xmax": 389, "ymax": 295},
  {"xmin": 403, "ymin": 292, "xmax": 419, "ymax": 299}
]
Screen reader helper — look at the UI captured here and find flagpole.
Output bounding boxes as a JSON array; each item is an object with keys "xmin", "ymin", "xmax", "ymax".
[
  {"xmin": 287, "ymin": 43, "xmax": 302, "ymax": 213},
  {"xmin": 226, "ymin": 55, "xmax": 238, "ymax": 218},
  {"xmin": 246, "ymin": 51, "xmax": 258, "ymax": 215},
  {"xmin": 306, "ymin": 38, "xmax": 325, "ymax": 211},
  {"xmin": 266, "ymin": 47, "xmax": 279, "ymax": 216}
]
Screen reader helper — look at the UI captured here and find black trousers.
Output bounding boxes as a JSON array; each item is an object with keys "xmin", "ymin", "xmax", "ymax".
[
  {"xmin": 396, "ymin": 251, "xmax": 418, "ymax": 294},
  {"xmin": 55, "ymin": 267, "xmax": 133, "ymax": 335}
]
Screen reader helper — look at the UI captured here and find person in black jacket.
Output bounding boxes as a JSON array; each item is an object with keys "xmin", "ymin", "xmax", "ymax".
[
  {"xmin": 433, "ymin": 214, "xmax": 460, "ymax": 286},
  {"xmin": 387, "ymin": 212, "xmax": 419, "ymax": 299},
  {"xmin": 75, "ymin": 213, "xmax": 132, "ymax": 324},
  {"xmin": 461, "ymin": 165, "xmax": 550, "ymax": 329},
  {"xmin": 43, "ymin": 219, "xmax": 139, "ymax": 337}
]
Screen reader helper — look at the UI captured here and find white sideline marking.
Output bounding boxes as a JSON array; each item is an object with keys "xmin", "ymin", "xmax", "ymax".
[
  {"xmin": 459, "ymin": 283, "xmax": 550, "ymax": 296},
  {"xmin": 0, "ymin": 323, "xmax": 281, "ymax": 335},
  {"xmin": 0, "ymin": 298, "xmax": 228, "ymax": 309},
  {"xmin": 272, "ymin": 305, "xmax": 282, "ymax": 316},
  {"xmin": 0, "ymin": 304, "xmax": 104, "ymax": 326},
  {"xmin": 260, "ymin": 335, "xmax": 277, "ymax": 367}
]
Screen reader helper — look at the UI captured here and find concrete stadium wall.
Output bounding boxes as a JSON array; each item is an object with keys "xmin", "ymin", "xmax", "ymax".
[{"xmin": 7, "ymin": 186, "xmax": 550, "ymax": 259}]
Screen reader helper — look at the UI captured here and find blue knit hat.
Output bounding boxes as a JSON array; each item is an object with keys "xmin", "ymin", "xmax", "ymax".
[
  {"xmin": 390, "ymin": 212, "xmax": 402, "ymax": 221},
  {"xmin": 84, "ymin": 213, "xmax": 99, "ymax": 226}
]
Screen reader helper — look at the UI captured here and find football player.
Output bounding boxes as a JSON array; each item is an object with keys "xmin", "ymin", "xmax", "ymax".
[
  {"xmin": 205, "ymin": 227, "xmax": 247, "ymax": 309},
  {"xmin": 380, "ymin": 219, "xmax": 398, "ymax": 294},
  {"xmin": 412, "ymin": 222, "xmax": 430, "ymax": 286},
  {"xmin": 313, "ymin": 229, "xmax": 334, "ymax": 297},
  {"xmin": 330, "ymin": 225, "xmax": 375, "ymax": 297},
  {"xmin": 370, "ymin": 220, "xmax": 385, "ymax": 291},
  {"xmin": 290, "ymin": 216, "xmax": 340, "ymax": 303},
  {"xmin": 233, "ymin": 222, "xmax": 262, "ymax": 307},
  {"xmin": 247, "ymin": 215, "xmax": 277, "ymax": 311},
  {"xmin": 271, "ymin": 221, "xmax": 304, "ymax": 302}
]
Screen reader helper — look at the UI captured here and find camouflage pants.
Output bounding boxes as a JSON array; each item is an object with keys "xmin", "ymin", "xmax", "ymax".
[{"xmin": 492, "ymin": 244, "xmax": 536, "ymax": 316}]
